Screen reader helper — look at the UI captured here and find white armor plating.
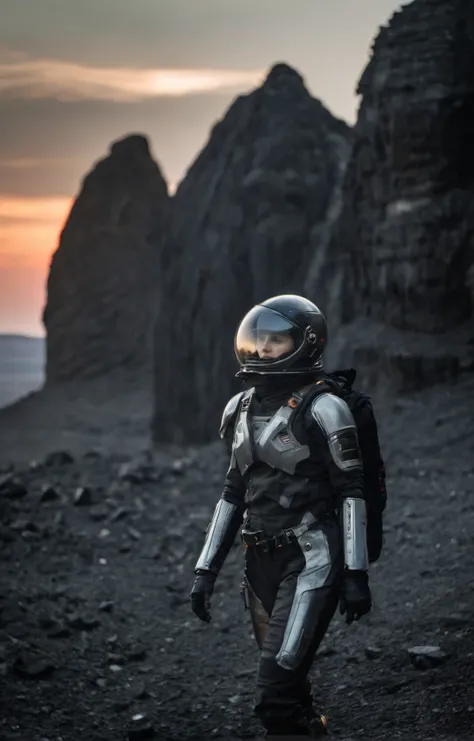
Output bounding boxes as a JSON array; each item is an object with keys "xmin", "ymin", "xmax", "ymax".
[
  {"xmin": 342, "ymin": 497, "xmax": 368, "ymax": 571},
  {"xmin": 232, "ymin": 391, "xmax": 310, "ymax": 476},
  {"xmin": 311, "ymin": 393, "xmax": 362, "ymax": 471}
]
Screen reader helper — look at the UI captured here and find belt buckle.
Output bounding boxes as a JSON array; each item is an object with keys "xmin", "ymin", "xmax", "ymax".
[
  {"xmin": 240, "ymin": 530, "xmax": 253, "ymax": 548},
  {"xmin": 282, "ymin": 529, "xmax": 294, "ymax": 545}
]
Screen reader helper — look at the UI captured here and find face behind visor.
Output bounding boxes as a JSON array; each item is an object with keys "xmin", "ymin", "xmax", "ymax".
[{"xmin": 234, "ymin": 294, "xmax": 328, "ymax": 377}]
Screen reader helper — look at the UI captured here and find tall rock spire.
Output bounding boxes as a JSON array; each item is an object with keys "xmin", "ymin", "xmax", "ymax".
[
  {"xmin": 43, "ymin": 134, "xmax": 170, "ymax": 384},
  {"xmin": 152, "ymin": 63, "xmax": 352, "ymax": 444}
]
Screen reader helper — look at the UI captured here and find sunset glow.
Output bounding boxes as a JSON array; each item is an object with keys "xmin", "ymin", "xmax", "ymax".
[
  {"xmin": 0, "ymin": 54, "xmax": 265, "ymax": 102},
  {"xmin": 0, "ymin": 196, "xmax": 72, "ymax": 334}
]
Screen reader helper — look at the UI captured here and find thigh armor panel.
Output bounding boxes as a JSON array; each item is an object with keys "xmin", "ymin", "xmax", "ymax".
[{"xmin": 275, "ymin": 520, "xmax": 342, "ymax": 672}]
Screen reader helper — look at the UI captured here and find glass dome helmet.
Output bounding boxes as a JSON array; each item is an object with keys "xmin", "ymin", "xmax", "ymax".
[{"xmin": 234, "ymin": 294, "xmax": 327, "ymax": 377}]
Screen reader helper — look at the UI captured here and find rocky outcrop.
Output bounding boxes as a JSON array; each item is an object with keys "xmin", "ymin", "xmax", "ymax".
[
  {"xmin": 311, "ymin": 0, "xmax": 474, "ymax": 390},
  {"xmin": 152, "ymin": 64, "xmax": 351, "ymax": 443},
  {"xmin": 43, "ymin": 135, "xmax": 170, "ymax": 384}
]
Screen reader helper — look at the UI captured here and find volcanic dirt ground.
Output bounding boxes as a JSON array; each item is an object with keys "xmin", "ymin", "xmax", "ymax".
[{"xmin": 0, "ymin": 374, "xmax": 473, "ymax": 741}]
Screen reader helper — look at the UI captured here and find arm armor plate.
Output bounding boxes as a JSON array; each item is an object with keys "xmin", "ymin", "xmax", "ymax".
[
  {"xmin": 310, "ymin": 393, "xmax": 363, "ymax": 471},
  {"xmin": 219, "ymin": 392, "xmax": 245, "ymax": 439},
  {"xmin": 194, "ymin": 499, "xmax": 243, "ymax": 576},
  {"xmin": 342, "ymin": 497, "xmax": 369, "ymax": 571}
]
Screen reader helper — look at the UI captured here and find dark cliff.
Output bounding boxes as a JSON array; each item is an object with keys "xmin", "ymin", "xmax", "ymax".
[
  {"xmin": 43, "ymin": 135, "xmax": 170, "ymax": 384},
  {"xmin": 152, "ymin": 63, "xmax": 352, "ymax": 444},
  {"xmin": 310, "ymin": 0, "xmax": 474, "ymax": 390}
]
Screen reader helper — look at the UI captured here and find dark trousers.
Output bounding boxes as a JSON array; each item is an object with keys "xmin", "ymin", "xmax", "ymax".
[{"xmin": 243, "ymin": 518, "xmax": 343, "ymax": 735}]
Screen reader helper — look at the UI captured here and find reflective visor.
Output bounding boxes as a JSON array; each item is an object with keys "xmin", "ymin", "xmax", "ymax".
[{"xmin": 234, "ymin": 306, "xmax": 305, "ymax": 368}]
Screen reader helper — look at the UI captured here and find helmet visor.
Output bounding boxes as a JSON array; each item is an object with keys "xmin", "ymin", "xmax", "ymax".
[{"xmin": 234, "ymin": 306, "xmax": 305, "ymax": 368}]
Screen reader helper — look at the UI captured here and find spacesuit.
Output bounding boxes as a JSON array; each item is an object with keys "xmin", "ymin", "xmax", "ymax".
[{"xmin": 190, "ymin": 295, "xmax": 378, "ymax": 738}]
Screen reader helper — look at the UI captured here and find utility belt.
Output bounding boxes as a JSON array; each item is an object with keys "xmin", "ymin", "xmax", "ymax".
[
  {"xmin": 240, "ymin": 510, "xmax": 332, "ymax": 553},
  {"xmin": 241, "ymin": 528, "xmax": 298, "ymax": 552}
]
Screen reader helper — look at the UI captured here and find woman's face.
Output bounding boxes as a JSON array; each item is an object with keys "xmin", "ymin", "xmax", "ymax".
[{"xmin": 256, "ymin": 332, "xmax": 295, "ymax": 360}]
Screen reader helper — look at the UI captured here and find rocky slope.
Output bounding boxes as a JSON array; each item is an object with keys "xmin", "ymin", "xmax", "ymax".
[
  {"xmin": 308, "ymin": 0, "xmax": 474, "ymax": 390},
  {"xmin": 44, "ymin": 135, "xmax": 170, "ymax": 384},
  {"xmin": 152, "ymin": 63, "xmax": 351, "ymax": 444},
  {"xmin": 0, "ymin": 374, "xmax": 473, "ymax": 741}
]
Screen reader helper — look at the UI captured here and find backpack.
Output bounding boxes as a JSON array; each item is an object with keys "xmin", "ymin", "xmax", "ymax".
[{"xmin": 292, "ymin": 368, "xmax": 387, "ymax": 563}]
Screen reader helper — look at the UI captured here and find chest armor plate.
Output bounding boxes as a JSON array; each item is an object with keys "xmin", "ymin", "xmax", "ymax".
[{"xmin": 233, "ymin": 389, "xmax": 310, "ymax": 475}]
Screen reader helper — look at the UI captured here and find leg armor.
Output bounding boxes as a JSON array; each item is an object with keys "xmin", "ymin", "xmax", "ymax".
[{"xmin": 275, "ymin": 519, "xmax": 342, "ymax": 672}]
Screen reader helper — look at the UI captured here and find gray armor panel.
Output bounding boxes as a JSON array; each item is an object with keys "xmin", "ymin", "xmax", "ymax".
[
  {"xmin": 194, "ymin": 499, "xmax": 239, "ymax": 574},
  {"xmin": 255, "ymin": 406, "xmax": 310, "ymax": 475},
  {"xmin": 219, "ymin": 391, "xmax": 245, "ymax": 439},
  {"xmin": 342, "ymin": 497, "xmax": 368, "ymax": 571},
  {"xmin": 251, "ymin": 414, "xmax": 272, "ymax": 442},
  {"xmin": 233, "ymin": 397, "xmax": 310, "ymax": 477},
  {"xmin": 275, "ymin": 524, "xmax": 339, "ymax": 672},
  {"xmin": 311, "ymin": 393, "xmax": 362, "ymax": 471},
  {"xmin": 233, "ymin": 389, "xmax": 255, "ymax": 474}
]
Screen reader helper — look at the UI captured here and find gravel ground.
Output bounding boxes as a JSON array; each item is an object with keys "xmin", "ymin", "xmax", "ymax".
[{"xmin": 0, "ymin": 373, "xmax": 473, "ymax": 741}]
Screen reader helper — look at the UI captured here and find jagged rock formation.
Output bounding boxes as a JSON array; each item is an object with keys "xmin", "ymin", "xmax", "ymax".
[
  {"xmin": 152, "ymin": 63, "xmax": 351, "ymax": 444},
  {"xmin": 309, "ymin": 0, "xmax": 474, "ymax": 390},
  {"xmin": 43, "ymin": 135, "xmax": 170, "ymax": 383}
]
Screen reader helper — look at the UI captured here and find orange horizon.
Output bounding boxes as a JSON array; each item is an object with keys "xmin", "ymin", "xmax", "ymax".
[
  {"xmin": 0, "ymin": 185, "xmax": 180, "ymax": 336},
  {"xmin": 0, "ymin": 195, "xmax": 72, "ymax": 336}
]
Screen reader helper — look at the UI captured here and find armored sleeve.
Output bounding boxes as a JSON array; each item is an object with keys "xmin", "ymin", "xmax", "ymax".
[
  {"xmin": 194, "ymin": 395, "xmax": 246, "ymax": 576},
  {"xmin": 308, "ymin": 393, "xmax": 368, "ymax": 571}
]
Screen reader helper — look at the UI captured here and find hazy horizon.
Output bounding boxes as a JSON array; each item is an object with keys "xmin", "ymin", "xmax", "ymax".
[
  {"xmin": 0, "ymin": 0, "xmax": 408, "ymax": 337},
  {"xmin": 0, "ymin": 334, "xmax": 44, "ymax": 407}
]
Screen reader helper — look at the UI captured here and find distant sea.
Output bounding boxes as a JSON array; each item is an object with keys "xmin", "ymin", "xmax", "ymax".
[{"xmin": 0, "ymin": 335, "xmax": 45, "ymax": 409}]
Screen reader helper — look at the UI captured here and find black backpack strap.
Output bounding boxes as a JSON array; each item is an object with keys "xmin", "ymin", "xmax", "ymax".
[
  {"xmin": 326, "ymin": 368, "xmax": 357, "ymax": 391},
  {"xmin": 286, "ymin": 379, "xmax": 337, "ymax": 429}
]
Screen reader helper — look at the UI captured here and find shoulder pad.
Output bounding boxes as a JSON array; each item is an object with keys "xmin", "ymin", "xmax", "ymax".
[
  {"xmin": 310, "ymin": 392, "xmax": 356, "ymax": 437},
  {"xmin": 219, "ymin": 391, "xmax": 245, "ymax": 439}
]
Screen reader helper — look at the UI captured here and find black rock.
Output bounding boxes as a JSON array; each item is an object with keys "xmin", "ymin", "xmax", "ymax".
[
  {"xmin": 47, "ymin": 624, "xmax": 73, "ymax": 639},
  {"xmin": 73, "ymin": 487, "xmax": 92, "ymax": 506},
  {"xmin": 365, "ymin": 646, "xmax": 383, "ymax": 660},
  {"xmin": 125, "ymin": 645, "xmax": 147, "ymax": 662},
  {"xmin": 408, "ymin": 645, "xmax": 450, "ymax": 670},
  {"xmin": 67, "ymin": 614, "xmax": 100, "ymax": 631},
  {"xmin": 98, "ymin": 601, "xmax": 114, "ymax": 613},
  {"xmin": 109, "ymin": 506, "xmax": 130, "ymax": 522},
  {"xmin": 127, "ymin": 713, "xmax": 155, "ymax": 740},
  {"xmin": 44, "ymin": 451, "xmax": 74, "ymax": 467},
  {"xmin": 40, "ymin": 485, "xmax": 60, "ymax": 503},
  {"xmin": 89, "ymin": 505, "xmax": 109, "ymax": 521},
  {"xmin": 0, "ymin": 474, "xmax": 27, "ymax": 499},
  {"xmin": 12, "ymin": 651, "xmax": 56, "ymax": 679}
]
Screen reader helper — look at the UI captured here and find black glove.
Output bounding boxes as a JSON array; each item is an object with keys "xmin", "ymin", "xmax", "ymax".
[
  {"xmin": 190, "ymin": 570, "xmax": 217, "ymax": 623},
  {"xmin": 339, "ymin": 569, "xmax": 372, "ymax": 625}
]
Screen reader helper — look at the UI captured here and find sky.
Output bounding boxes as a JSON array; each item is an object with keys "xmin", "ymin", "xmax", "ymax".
[{"xmin": 0, "ymin": 0, "xmax": 407, "ymax": 337}]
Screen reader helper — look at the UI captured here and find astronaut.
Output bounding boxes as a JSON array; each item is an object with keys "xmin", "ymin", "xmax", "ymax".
[{"xmin": 190, "ymin": 295, "xmax": 383, "ymax": 738}]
